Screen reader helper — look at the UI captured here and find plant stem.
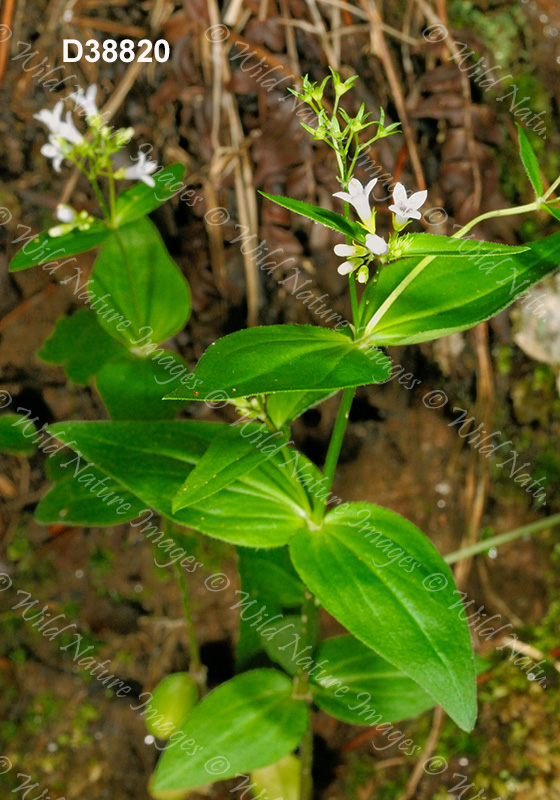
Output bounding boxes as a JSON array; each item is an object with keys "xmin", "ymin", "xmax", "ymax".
[
  {"xmin": 349, "ymin": 272, "xmax": 358, "ymax": 322},
  {"xmin": 451, "ymin": 201, "xmax": 539, "ymax": 239},
  {"xmin": 108, "ymin": 170, "xmax": 117, "ymax": 225},
  {"xmin": 445, "ymin": 513, "xmax": 560, "ymax": 564},
  {"xmin": 299, "ymin": 725, "xmax": 314, "ymax": 800},
  {"xmin": 295, "ymin": 591, "xmax": 317, "ymax": 800},
  {"xmin": 173, "ymin": 561, "xmax": 206, "ymax": 687},
  {"xmin": 163, "ymin": 518, "xmax": 205, "ymax": 688},
  {"xmin": 313, "ymin": 387, "xmax": 355, "ymax": 523},
  {"xmin": 543, "ymin": 174, "xmax": 560, "ymax": 200}
]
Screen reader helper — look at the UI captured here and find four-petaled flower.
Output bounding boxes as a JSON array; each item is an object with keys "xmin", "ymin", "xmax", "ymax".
[
  {"xmin": 34, "ymin": 101, "xmax": 83, "ymax": 145},
  {"xmin": 333, "ymin": 177, "xmax": 378, "ymax": 226},
  {"xmin": 120, "ymin": 151, "xmax": 158, "ymax": 187},
  {"xmin": 388, "ymin": 182, "xmax": 427, "ymax": 228},
  {"xmin": 70, "ymin": 84, "xmax": 99, "ymax": 121}
]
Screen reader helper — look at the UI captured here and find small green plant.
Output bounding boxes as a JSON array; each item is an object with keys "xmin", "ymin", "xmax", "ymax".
[{"xmin": 4, "ymin": 74, "xmax": 560, "ymax": 798}]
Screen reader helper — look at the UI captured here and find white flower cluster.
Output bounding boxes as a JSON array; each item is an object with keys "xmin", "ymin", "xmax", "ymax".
[
  {"xmin": 333, "ymin": 178, "xmax": 427, "ymax": 282},
  {"xmin": 34, "ymin": 85, "xmax": 157, "ymax": 187}
]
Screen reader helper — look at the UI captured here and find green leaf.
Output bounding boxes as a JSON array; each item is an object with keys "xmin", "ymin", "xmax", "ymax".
[
  {"xmin": 543, "ymin": 203, "xmax": 560, "ymax": 222},
  {"xmin": 516, "ymin": 123, "xmax": 543, "ymax": 196},
  {"xmin": 172, "ymin": 423, "xmax": 290, "ymax": 511},
  {"xmin": 261, "ymin": 615, "xmax": 319, "ymax": 676},
  {"xmin": 114, "ymin": 164, "xmax": 187, "ymax": 227},
  {"xmin": 289, "ymin": 503, "xmax": 477, "ymax": 731},
  {"xmin": 152, "ymin": 669, "xmax": 309, "ymax": 793},
  {"xmin": 311, "ymin": 635, "xmax": 436, "ymax": 725},
  {"xmin": 165, "ymin": 325, "xmax": 392, "ymax": 402},
  {"xmin": 90, "ymin": 217, "xmax": 191, "ymax": 346},
  {"xmin": 266, "ymin": 390, "xmax": 337, "ymax": 429},
  {"xmin": 260, "ymin": 192, "xmax": 365, "ymax": 241},
  {"xmin": 400, "ymin": 233, "xmax": 528, "ymax": 258},
  {"xmin": 236, "ymin": 546, "xmax": 307, "ymax": 668},
  {"xmin": 362, "ymin": 232, "xmax": 560, "ymax": 345},
  {"xmin": 0, "ymin": 414, "xmax": 37, "ymax": 455},
  {"xmin": 96, "ymin": 350, "xmax": 188, "ymax": 420},
  {"xmin": 9, "ymin": 221, "xmax": 110, "ymax": 272},
  {"xmin": 38, "ymin": 309, "xmax": 123, "ymax": 385},
  {"xmin": 238, "ymin": 546, "xmax": 306, "ymax": 609},
  {"xmin": 46, "ymin": 422, "xmax": 316, "ymax": 548},
  {"xmin": 37, "ymin": 452, "xmax": 144, "ymax": 526},
  {"xmin": 250, "ymin": 755, "xmax": 301, "ymax": 800}
]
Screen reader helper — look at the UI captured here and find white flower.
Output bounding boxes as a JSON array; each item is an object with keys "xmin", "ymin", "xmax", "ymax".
[
  {"xmin": 40, "ymin": 136, "xmax": 67, "ymax": 172},
  {"xmin": 388, "ymin": 182, "xmax": 427, "ymax": 227},
  {"xmin": 34, "ymin": 101, "xmax": 83, "ymax": 145},
  {"xmin": 333, "ymin": 177, "xmax": 378, "ymax": 223},
  {"xmin": 121, "ymin": 151, "xmax": 158, "ymax": 187},
  {"xmin": 56, "ymin": 204, "xmax": 76, "ymax": 223},
  {"xmin": 365, "ymin": 233, "xmax": 388, "ymax": 255},
  {"xmin": 70, "ymin": 84, "xmax": 99, "ymax": 121}
]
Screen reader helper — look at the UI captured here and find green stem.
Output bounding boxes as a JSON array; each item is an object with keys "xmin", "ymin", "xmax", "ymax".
[
  {"xmin": 313, "ymin": 387, "xmax": 355, "ymax": 523},
  {"xmin": 174, "ymin": 561, "xmax": 206, "ymax": 687},
  {"xmin": 543, "ymin": 174, "xmax": 560, "ymax": 200},
  {"xmin": 445, "ymin": 514, "xmax": 560, "ymax": 565},
  {"xmin": 299, "ymin": 726, "xmax": 313, "ymax": 800},
  {"xmin": 451, "ymin": 201, "xmax": 539, "ymax": 239},
  {"xmin": 349, "ymin": 272, "xmax": 358, "ymax": 322},
  {"xmin": 294, "ymin": 591, "xmax": 317, "ymax": 800},
  {"xmin": 108, "ymin": 170, "xmax": 117, "ymax": 225},
  {"xmin": 90, "ymin": 176, "xmax": 111, "ymax": 221},
  {"xmin": 163, "ymin": 519, "xmax": 205, "ymax": 688}
]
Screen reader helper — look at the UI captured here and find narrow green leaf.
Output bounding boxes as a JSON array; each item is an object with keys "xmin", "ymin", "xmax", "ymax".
[
  {"xmin": 96, "ymin": 350, "xmax": 189, "ymax": 420},
  {"xmin": 0, "ymin": 414, "xmax": 37, "ymax": 455},
  {"xmin": 311, "ymin": 635, "xmax": 436, "ymax": 725},
  {"xmin": 401, "ymin": 233, "xmax": 528, "ymax": 258},
  {"xmin": 260, "ymin": 192, "xmax": 365, "ymax": 241},
  {"xmin": 90, "ymin": 217, "xmax": 191, "ymax": 346},
  {"xmin": 38, "ymin": 309, "xmax": 123, "ymax": 385},
  {"xmin": 516, "ymin": 123, "xmax": 543, "ymax": 196},
  {"xmin": 172, "ymin": 423, "xmax": 289, "ymax": 511},
  {"xmin": 9, "ymin": 221, "xmax": 110, "ymax": 272},
  {"xmin": 152, "ymin": 670, "xmax": 309, "ymax": 792},
  {"xmin": 289, "ymin": 503, "xmax": 477, "ymax": 731},
  {"xmin": 362, "ymin": 231, "xmax": 560, "ymax": 345},
  {"xmin": 165, "ymin": 325, "xmax": 391, "ymax": 402},
  {"xmin": 114, "ymin": 164, "xmax": 187, "ymax": 226},
  {"xmin": 45, "ymin": 422, "xmax": 317, "ymax": 548}
]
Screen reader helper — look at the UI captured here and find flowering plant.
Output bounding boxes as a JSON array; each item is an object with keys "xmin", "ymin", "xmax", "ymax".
[{"xmin": 5, "ymin": 73, "xmax": 560, "ymax": 799}]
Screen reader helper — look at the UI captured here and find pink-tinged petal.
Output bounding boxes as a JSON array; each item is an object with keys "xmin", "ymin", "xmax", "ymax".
[
  {"xmin": 365, "ymin": 234, "xmax": 389, "ymax": 255},
  {"xmin": 337, "ymin": 261, "xmax": 355, "ymax": 275},
  {"xmin": 334, "ymin": 244, "xmax": 356, "ymax": 257},
  {"xmin": 408, "ymin": 189, "xmax": 428, "ymax": 209},
  {"xmin": 392, "ymin": 182, "xmax": 407, "ymax": 206}
]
